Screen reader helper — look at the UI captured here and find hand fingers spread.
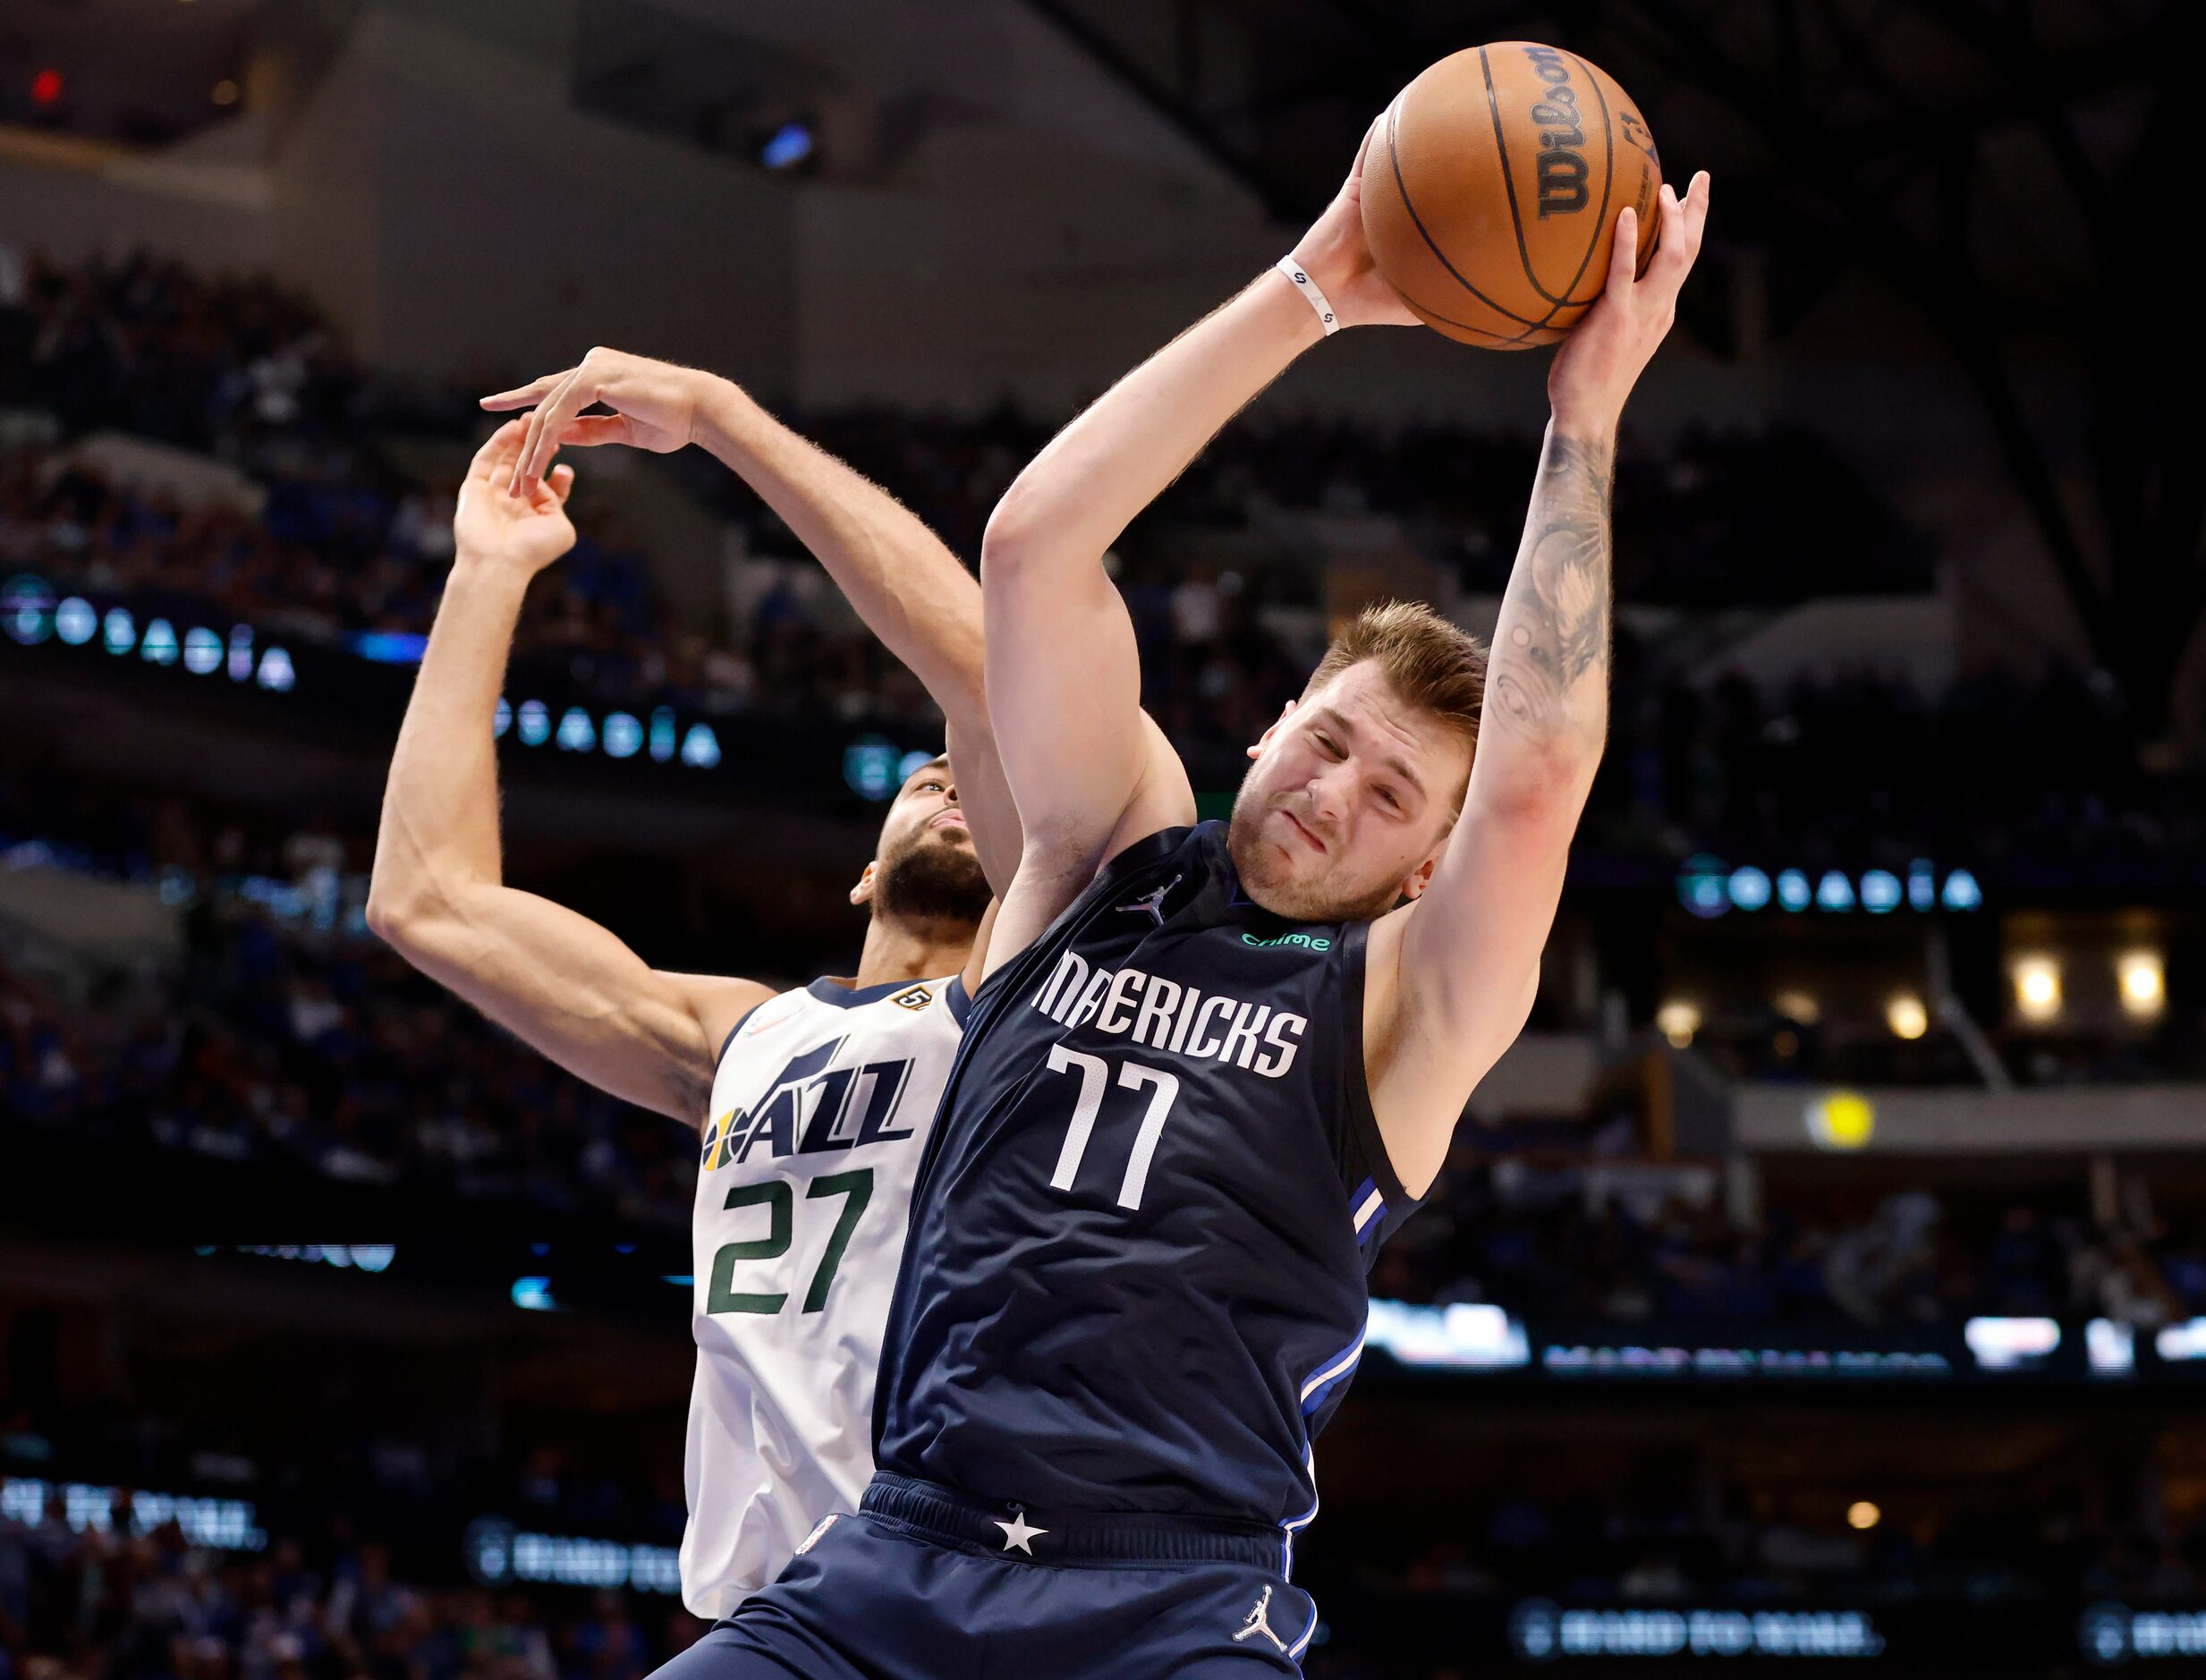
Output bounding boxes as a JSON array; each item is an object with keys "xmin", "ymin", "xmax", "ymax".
[
  {"xmin": 466, "ymin": 419, "xmax": 529, "ymax": 483},
  {"xmin": 480, "ymin": 371, "xmax": 570, "ymax": 411},
  {"xmin": 512, "ymin": 368, "xmax": 584, "ymax": 496},
  {"xmin": 1606, "ymin": 206, "xmax": 1639, "ymax": 297},
  {"xmin": 1683, "ymin": 171, "xmax": 1711, "ymax": 257},
  {"xmin": 558, "ymin": 414, "xmax": 632, "ymax": 448}
]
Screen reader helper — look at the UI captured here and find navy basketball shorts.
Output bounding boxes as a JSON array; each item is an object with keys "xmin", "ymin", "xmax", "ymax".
[{"xmin": 656, "ymin": 1474, "xmax": 1319, "ymax": 1679}]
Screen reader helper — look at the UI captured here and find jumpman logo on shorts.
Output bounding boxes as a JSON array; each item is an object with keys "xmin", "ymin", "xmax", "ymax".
[
  {"xmin": 1117, "ymin": 874, "xmax": 1183, "ymax": 927},
  {"xmin": 1232, "ymin": 1585, "xmax": 1286, "ymax": 1651}
]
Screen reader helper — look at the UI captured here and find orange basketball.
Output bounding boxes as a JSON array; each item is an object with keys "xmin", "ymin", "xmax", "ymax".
[{"xmin": 1361, "ymin": 42, "xmax": 1661, "ymax": 348}]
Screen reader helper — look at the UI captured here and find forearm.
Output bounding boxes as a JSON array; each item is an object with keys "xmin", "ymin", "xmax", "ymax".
[
  {"xmin": 1473, "ymin": 420, "xmax": 1616, "ymax": 810},
  {"xmin": 692, "ymin": 378, "xmax": 985, "ymax": 720},
  {"xmin": 369, "ymin": 558, "xmax": 528, "ymax": 925},
  {"xmin": 984, "ymin": 270, "xmax": 1322, "ymax": 573}
]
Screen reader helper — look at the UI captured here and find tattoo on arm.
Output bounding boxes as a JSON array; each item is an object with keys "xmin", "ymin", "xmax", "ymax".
[{"xmin": 1487, "ymin": 432, "xmax": 1616, "ymax": 743}]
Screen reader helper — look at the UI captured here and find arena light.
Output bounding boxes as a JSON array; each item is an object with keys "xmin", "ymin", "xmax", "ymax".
[
  {"xmin": 2012, "ymin": 955, "xmax": 2063, "ymax": 1023},
  {"xmin": 1676, "ymin": 858, "xmax": 1979, "ymax": 917},
  {"xmin": 1773, "ymin": 989, "xmax": 1821, "ymax": 1025},
  {"xmin": 759, "ymin": 122, "xmax": 815, "ymax": 170},
  {"xmin": 2117, "ymin": 950, "xmax": 2166, "ymax": 1021},
  {"xmin": 1804, "ymin": 1090, "xmax": 1874, "ymax": 1152},
  {"xmin": 1656, "ymin": 1000, "xmax": 1700, "ymax": 1048},
  {"xmin": 1846, "ymin": 1501, "xmax": 1880, "ymax": 1531},
  {"xmin": 2088, "ymin": 1319, "xmax": 2136, "ymax": 1378},
  {"xmin": 1964, "ymin": 1316, "xmax": 2060, "ymax": 1371},
  {"xmin": 2156, "ymin": 1319, "xmax": 2206, "ymax": 1363},
  {"xmin": 1885, "ymin": 993, "xmax": 1929, "ymax": 1040}
]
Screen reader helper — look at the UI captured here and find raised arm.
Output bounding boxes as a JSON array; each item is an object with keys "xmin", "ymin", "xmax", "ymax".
[
  {"xmin": 366, "ymin": 423, "xmax": 768, "ymax": 1123},
  {"xmin": 978, "ymin": 122, "xmax": 1415, "ymax": 935},
  {"xmin": 489, "ymin": 350, "xmax": 1019, "ymax": 896},
  {"xmin": 1367, "ymin": 173, "xmax": 1711, "ymax": 1195}
]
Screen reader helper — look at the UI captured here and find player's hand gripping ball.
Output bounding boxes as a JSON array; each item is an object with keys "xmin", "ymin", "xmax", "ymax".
[{"xmin": 1361, "ymin": 41, "xmax": 1662, "ymax": 346}]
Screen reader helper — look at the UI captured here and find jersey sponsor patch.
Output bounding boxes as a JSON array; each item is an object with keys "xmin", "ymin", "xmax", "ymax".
[{"xmin": 892, "ymin": 985, "xmax": 933, "ymax": 1011}]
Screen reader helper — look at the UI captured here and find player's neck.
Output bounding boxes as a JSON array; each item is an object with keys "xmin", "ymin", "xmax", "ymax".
[{"xmin": 853, "ymin": 912, "xmax": 973, "ymax": 988}]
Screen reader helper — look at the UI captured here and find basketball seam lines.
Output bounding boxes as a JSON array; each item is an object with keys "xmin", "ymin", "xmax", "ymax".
[
  {"xmin": 1383, "ymin": 91, "xmax": 1556, "ymax": 338},
  {"xmin": 1545, "ymin": 51, "xmax": 1619, "ymax": 315},
  {"xmin": 1484, "ymin": 45, "xmax": 1612, "ymax": 322}
]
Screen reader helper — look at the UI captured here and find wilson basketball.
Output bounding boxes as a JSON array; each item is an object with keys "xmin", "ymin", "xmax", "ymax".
[{"xmin": 1362, "ymin": 41, "xmax": 1662, "ymax": 348}]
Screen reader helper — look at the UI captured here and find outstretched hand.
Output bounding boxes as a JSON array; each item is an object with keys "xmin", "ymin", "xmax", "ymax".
[
  {"xmin": 454, "ymin": 420, "xmax": 578, "ymax": 573},
  {"xmin": 1548, "ymin": 170, "xmax": 1711, "ymax": 435},
  {"xmin": 1286, "ymin": 112, "xmax": 1421, "ymax": 330},
  {"xmin": 480, "ymin": 347, "xmax": 714, "ymax": 500}
]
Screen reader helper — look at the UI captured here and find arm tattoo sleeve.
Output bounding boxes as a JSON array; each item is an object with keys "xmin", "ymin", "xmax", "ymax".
[{"xmin": 1486, "ymin": 431, "xmax": 1616, "ymax": 745}]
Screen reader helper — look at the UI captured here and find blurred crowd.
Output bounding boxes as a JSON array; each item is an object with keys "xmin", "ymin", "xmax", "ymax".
[
  {"xmin": 0, "ymin": 1498, "xmax": 691, "ymax": 1680},
  {"xmin": 1383, "ymin": 1159, "xmax": 2206, "ymax": 1332},
  {"xmin": 0, "ymin": 765, "xmax": 702, "ymax": 1231},
  {"xmin": 9, "ymin": 242, "xmax": 2065, "ymax": 785},
  {"xmin": 1326, "ymin": 1471, "xmax": 2206, "ymax": 1639}
]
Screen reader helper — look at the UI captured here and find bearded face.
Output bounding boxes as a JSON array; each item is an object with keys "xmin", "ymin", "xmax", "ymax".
[
  {"xmin": 873, "ymin": 821, "xmax": 989, "ymax": 926},
  {"xmin": 864, "ymin": 756, "xmax": 989, "ymax": 929}
]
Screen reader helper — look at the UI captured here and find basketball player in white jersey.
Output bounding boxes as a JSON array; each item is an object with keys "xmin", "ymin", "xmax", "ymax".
[{"xmin": 368, "ymin": 359, "xmax": 1020, "ymax": 1619}]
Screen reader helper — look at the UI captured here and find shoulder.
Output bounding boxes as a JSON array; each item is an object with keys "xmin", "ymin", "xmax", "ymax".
[{"xmin": 675, "ymin": 970, "xmax": 789, "ymax": 1057}]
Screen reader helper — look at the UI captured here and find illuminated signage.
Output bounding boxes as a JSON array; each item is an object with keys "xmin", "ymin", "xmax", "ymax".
[
  {"xmin": 843, "ymin": 735, "xmax": 946, "ymax": 802},
  {"xmin": 2082, "ymin": 1603, "xmax": 2206, "ymax": 1666},
  {"xmin": 1964, "ymin": 1316, "xmax": 2060, "ymax": 1372},
  {"xmin": 1540, "ymin": 1342, "xmax": 1951, "ymax": 1379},
  {"xmin": 1364, "ymin": 1300, "xmax": 1531, "ymax": 1370},
  {"xmin": 492, "ymin": 699, "xmax": 720, "ymax": 769},
  {"xmin": 1508, "ymin": 1600, "xmax": 1884, "ymax": 1661},
  {"xmin": 2156, "ymin": 1319, "xmax": 2206, "ymax": 1363},
  {"xmin": 1, "ymin": 1477, "xmax": 264, "ymax": 1550},
  {"xmin": 1677, "ymin": 854, "xmax": 1980, "ymax": 919},
  {"xmin": 195, "ymin": 1244, "xmax": 395, "ymax": 1272},
  {"xmin": 463, "ymin": 1516, "xmax": 680, "ymax": 1594},
  {"xmin": 7, "ymin": 573, "xmax": 729, "ymax": 775},
  {"xmin": 7, "ymin": 574, "xmax": 293, "ymax": 689}
]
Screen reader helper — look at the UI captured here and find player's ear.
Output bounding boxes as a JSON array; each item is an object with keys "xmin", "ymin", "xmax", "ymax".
[
  {"xmin": 1396, "ymin": 848, "xmax": 1444, "ymax": 904},
  {"xmin": 851, "ymin": 861, "xmax": 878, "ymax": 909},
  {"xmin": 1250, "ymin": 698, "xmax": 1297, "ymax": 760}
]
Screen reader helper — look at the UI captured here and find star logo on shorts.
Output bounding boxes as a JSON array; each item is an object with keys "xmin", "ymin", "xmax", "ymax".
[
  {"xmin": 994, "ymin": 1511, "xmax": 1048, "ymax": 1555},
  {"xmin": 1117, "ymin": 874, "xmax": 1183, "ymax": 927}
]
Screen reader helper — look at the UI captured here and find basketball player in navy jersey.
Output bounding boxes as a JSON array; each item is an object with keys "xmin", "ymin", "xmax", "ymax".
[{"xmin": 675, "ymin": 132, "xmax": 1711, "ymax": 1675}]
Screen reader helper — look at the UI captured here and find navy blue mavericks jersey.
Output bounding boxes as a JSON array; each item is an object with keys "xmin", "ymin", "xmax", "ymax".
[{"xmin": 874, "ymin": 821, "xmax": 1421, "ymax": 1566}]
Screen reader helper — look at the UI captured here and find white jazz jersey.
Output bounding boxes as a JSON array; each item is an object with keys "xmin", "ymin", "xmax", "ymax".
[{"xmin": 680, "ymin": 972, "xmax": 968, "ymax": 1619}]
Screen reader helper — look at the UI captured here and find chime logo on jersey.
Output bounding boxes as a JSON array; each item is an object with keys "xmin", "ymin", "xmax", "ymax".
[{"xmin": 702, "ymin": 1036, "xmax": 920, "ymax": 1170}]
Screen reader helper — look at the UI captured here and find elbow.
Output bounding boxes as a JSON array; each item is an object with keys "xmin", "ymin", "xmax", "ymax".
[
  {"xmin": 364, "ymin": 866, "xmax": 444, "ymax": 954},
  {"xmin": 362, "ymin": 882, "xmax": 415, "ymax": 948},
  {"xmin": 979, "ymin": 485, "xmax": 1049, "ymax": 582},
  {"xmin": 1473, "ymin": 730, "xmax": 1602, "ymax": 825}
]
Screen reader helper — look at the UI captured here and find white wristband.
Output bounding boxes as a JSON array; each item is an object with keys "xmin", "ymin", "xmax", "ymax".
[{"xmin": 1275, "ymin": 255, "xmax": 1341, "ymax": 335}]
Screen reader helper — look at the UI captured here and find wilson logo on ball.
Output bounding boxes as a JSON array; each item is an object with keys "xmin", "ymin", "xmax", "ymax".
[{"xmin": 1523, "ymin": 46, "xmax": 1590, "ymax": 217}]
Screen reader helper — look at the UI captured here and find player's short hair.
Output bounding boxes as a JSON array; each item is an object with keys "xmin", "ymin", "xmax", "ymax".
[{"xmin": 1301, "ymin": 600, "xmax": 1488, "ymax": 781}]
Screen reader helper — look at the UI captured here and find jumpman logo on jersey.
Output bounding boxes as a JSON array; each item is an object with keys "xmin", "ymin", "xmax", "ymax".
[
  {"xmin": 1233, "ymin": 1585, "xmax": 1286, "ymax": 1651},
  {"xmin": 1116, "ymin": 874, "xmax": 1183, "ymax": 927}
]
